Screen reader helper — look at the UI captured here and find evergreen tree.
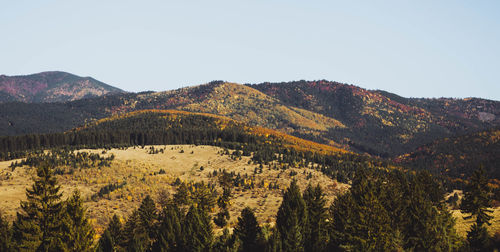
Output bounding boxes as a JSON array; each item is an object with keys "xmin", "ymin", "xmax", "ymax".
[
  {"xmin": 182, "ymin": 205, "xmax": 213, "ymax": 251},
  {"xmin": 137, "ymin": 195, "xmax": 157, "ymax": 246},
  {"xmin": 461, "ymin": 166, "xmax": 494, "ymax": 251},
  {"xmin": 467, "ymin": 223, "xmax": 491, "ymax": 251},
  {"xmin": 302, "ymin": 183, "xmax": 327, "ymax": 252},
  {"xmin": 173, "ymin": 182, "xmax": 190, "ymax": 206},
  {"xmin": 403, "ymin": 180, "xmax": 460, "ymax": 251},
  {"xmin": 62, "ymin": 190, "xmax": 94, "ymax": 251},
  {"xmin": 265, "ymin": 229, "xmax": 282, "ymax": 252},
  {"xmin": 0, "ymin": 211, "xmax": 11, "ymax": 252},
  {"xmin": 97, "ymin": 214, "xmax": 122, "ymax": 252},
  {"xmin": 461, "ymin": 166, "xmax": 493, "ymax": 225},
  {"xmin": 276, "ymin": 179, "xmax": 307, "ymax": 252},
  {"xmin": 152, "ymin": 203, "xmax": 183, "ymax": 252},
  {"xmin": 12, "ymin": 162, "xmax": 65, "ymax": 251},
  {"xmin": 121, "ymin": 210, "xmax": 148, "ymax": 251},
  {"xmin": 234, "ymin": 207, "xmax": 264, "ymax": 252},
  {"xmin": 212, "ymin": 228, "xmax": 237, "ymax": 252},
  {"xmin": 328, "ymin": 169, "xmax": 395, "ymax": 251},
  {"xmin": 107, "ymin": 214, "xmax": 123, "ymax": 246},
  {"xmin": 96, "ymin": 230, "xmax": 114, "ymax": 252}
]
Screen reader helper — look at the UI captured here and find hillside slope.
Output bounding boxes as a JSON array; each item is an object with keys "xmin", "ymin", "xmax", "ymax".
[
  {"xmin": 0, "ymin": 71, "xmax": 124, "ymax": 103},
  {"xmin": 395, "ymin": 128, "xmax": 500, "ymax": 180},
  {"xmin": 250, "ymin": 80, "xmax": 500, "ymax": 156},
  {"xmin": 1, "ymin": 80, "xmax": 498, "ymax": 158}
]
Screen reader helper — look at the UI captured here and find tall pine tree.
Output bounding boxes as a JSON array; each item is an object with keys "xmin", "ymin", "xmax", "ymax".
[
  {"xmin": 234, "ymin": 207, "xmax": 264, "ymax": 252},
  {"xmin": 97, "ymin": 214, "xmax": 122, "ymax": 252},
  {"xmin": 12, "ymin": 162, "xmax": 65, "ymax": 251},
  {"xmin": 302, "ymin": 183, "xmax": 328, "ymax": 252},
  {"xmin": 62, "ymin": 190, "xmax": 94, "ymax": 251},
  {"xmin": 403, "ymin": 172, "xmax": 460, "ymax": 251},
  {"xmin": 276, "ymin": 179, "xmax": 307, "ymax": 252},
  {"xmin": 182, "ymin": 205, "xmax": 213, "ymax": 251},
  {"xmin": 328, "ymin": 169, "xmax": 396, "ymax": 251},
  {"xmin": 461, "ymin": 166, "xmax": 493, "ymax": 251},
  {"xmin": 152, "ymin": 203, "xmax": 183, "ymax": 252},
  {"xmin": 0, "ymin": 211, "xmax": 11, "ymax": 252}
]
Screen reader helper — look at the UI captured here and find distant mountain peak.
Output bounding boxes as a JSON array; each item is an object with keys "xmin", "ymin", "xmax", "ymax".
[{"xmin": 0, "ymin": 71, "xmax": 125, "ymax": 103}]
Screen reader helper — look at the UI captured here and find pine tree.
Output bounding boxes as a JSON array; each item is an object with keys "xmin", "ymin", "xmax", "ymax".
[
  {"xmin": 97, "ymin": 214, "xmax": 122, "ymax": 252},
  {"xmin": 212, "ymin": 228, "xmax": 237, "ymax": 252},
  {"xmin": 0, "ymin": 211, "xmax": 11, "ymax": 252},
  {"xmin": 173, "ymin": 182, "xmax": 190, "ymax": 206},
  {"xmin": 461, "ymin": 166, "xmax": 493, "ymax": 225},
  {"xmin": 96, "ymin": 230, "xmax": 113, "ymax": 252},
  {"xmin": 328, "ymin": 169, "xmax": 395, "ymax": 251},
  {"xmin": 107, "ymin": 214, "xmax": 123, "ymax": 246},
  {"xmin": 265, "ymin": 228, "xmax": 282, "ymax": 252},
  {"xmin": 403, "ymin": 172, "xmax": 460, "ymax": 251},
  {"xmin": 12, "ymin": 162, "xmax": 65, "ymax": 251},
  {"xmin": 62, "ymin": 190, "xmax": 94, "ymax": 251},
  {"xmin": 137, "ymin": 195, "xmax": 157, "ymax": 246},
  {"xmin": 467, "ymin": 223, "xmax": 491, "ymax": 251},
  {"xmin": 121, "ymin": 210, "xmax": 148, "ymax": 251},
  {"xmin": 234, "ymin": 207, "xmax": 264, "ymax": 252},
  {"xmin": 152, "ymin": 203, "xmax": 183, "ymax": 251},
  {"xmin": 182, "ymin": 205, "xmax": 213, "ymax": 251},
  {"xmin": 302, "ymin": 183, "xmax": 327, "ymax": 252},
  {"xmin": 276, "ymin": 179, "xmax": 307, "ymax": 252},
  {"xmin": 461, "ymin": 166, "xmax": 494, "ymax": 251}
]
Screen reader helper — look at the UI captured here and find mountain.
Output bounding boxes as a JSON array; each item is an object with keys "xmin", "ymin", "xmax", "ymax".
[
  {"xmin": 0, "ymin": 79, "xmax": 498, "ymax": 159},
  {"xmin": 249, "ymin": 80, "xmax": 500, "ymax": 156},
  {"xmin": 395, "ymin": 128, "xmax": 500, "ymax": 180},
  {"xmin": 0, "ymin": 71, "xmax": 125, "ymax": 103}
]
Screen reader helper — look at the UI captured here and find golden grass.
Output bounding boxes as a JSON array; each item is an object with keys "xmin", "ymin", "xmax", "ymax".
[
  {"xmin": 0, "ymin": 145, "xmax": 346, "ymax": 234},
  {"xmin": 452, "ymin": 208, "xmax": 500, "ymax": 237}
]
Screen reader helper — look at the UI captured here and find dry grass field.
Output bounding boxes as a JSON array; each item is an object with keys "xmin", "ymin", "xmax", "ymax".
[
  {"xmin": 1, "ymin": 145, "xmax": 499, "ymax": 238},
  {"xmin": 452, "ymin": 207, "xmax": 500, "ymax": 238},
  {"xmin": 0, "ymin": 145, "xmax": 347, "ymax": 234}
]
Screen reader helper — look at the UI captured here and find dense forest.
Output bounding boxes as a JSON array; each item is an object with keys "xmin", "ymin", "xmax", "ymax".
[{"xmin": 0, "ymin": 162, "xmax": 498, "ymax": 251}]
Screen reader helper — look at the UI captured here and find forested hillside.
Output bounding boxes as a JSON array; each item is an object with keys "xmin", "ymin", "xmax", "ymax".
[
  {"xmin": 396, "ymin": 128, "xmax": 500, "ymax": 180},
  {"xmin": 1, "ymin": 80, "xmax": 498, "ymax": 159},
  {"xmin": 250, "ymin": 80, "xmax": 500, "ymax": 156}
]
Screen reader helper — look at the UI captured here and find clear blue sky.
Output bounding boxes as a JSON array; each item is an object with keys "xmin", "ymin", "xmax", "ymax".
[{"xmin": 1, "ymin": 0, "xmax": 499, "ymax": 100}]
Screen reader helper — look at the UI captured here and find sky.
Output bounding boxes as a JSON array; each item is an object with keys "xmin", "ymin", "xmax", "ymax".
[{"xmin": 1, "ymin": 0, "xmax": 499, "ymax": 100}]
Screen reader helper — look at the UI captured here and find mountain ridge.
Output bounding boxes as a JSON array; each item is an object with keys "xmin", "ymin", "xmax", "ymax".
[
  {"xmin": 0, "ymin": 74, "xmax": 499, "ymax": 160},
  {"xmin": 0, "ymin": 71, "xmax": 125, "ymax": 103}
]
